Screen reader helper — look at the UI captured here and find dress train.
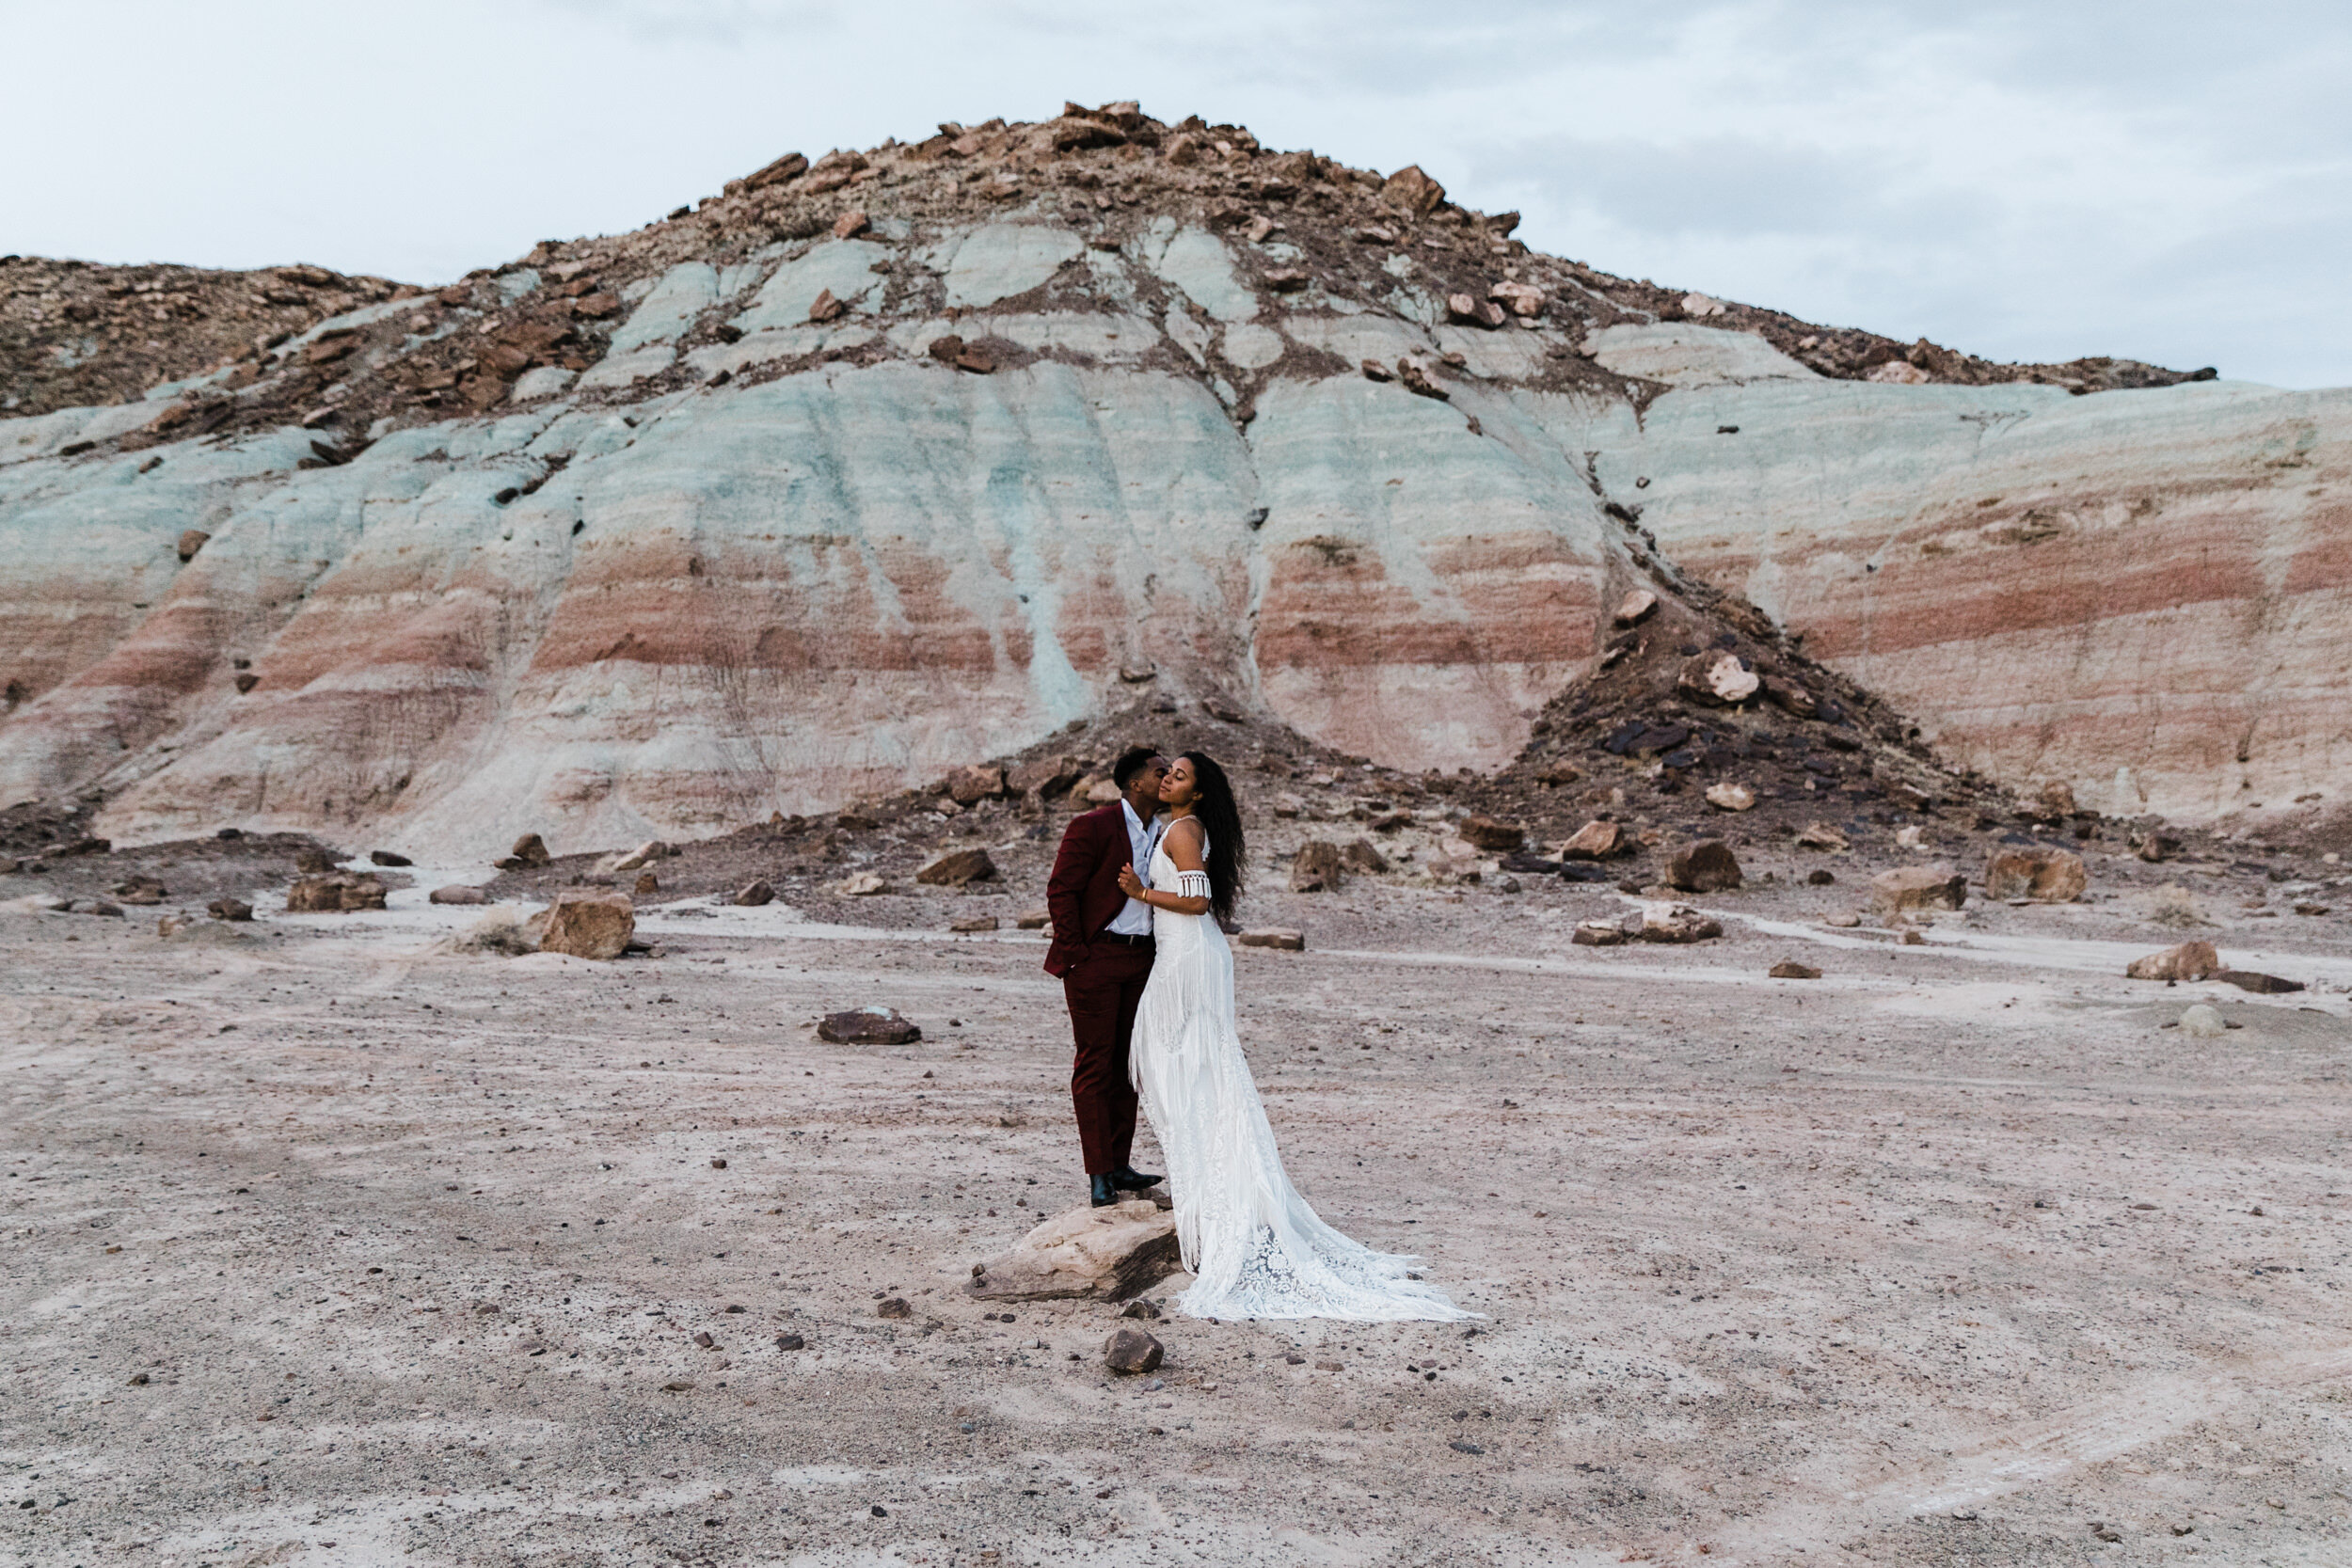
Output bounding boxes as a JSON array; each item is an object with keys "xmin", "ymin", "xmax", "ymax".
[{"xmin": 1128, "ymin": 836, "xmax": 1470, "ymax": 1322}]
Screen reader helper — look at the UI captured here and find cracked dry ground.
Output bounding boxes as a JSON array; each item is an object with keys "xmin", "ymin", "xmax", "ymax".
[{"xmin": 3, "ymin": 887, "xmax": 2348, "ymax": 1568}]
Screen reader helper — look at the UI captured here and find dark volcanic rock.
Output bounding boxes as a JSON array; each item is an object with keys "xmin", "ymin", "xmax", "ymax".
[
  {"xmin": 2214, "ymin": 970, "xmax": 2304, "ymax": 994},
  {"xmin": 1665, "ymin": 840, "xmax": 1742, "ymax": 894},
  {"xmin": 818, "ymin": 1006, "xmax": 922, "ymax": 1044},
  {"xmin": 1103, "ymin": 1327, "xmax": 1166, "ymax": 1375},
  {"xmin": 1460, "ymin": 816, "xmax": 1525, "ymax": 852},
  {"xmin": 916, "ymin": 849, "xmax": 997, "ymax": 886}
]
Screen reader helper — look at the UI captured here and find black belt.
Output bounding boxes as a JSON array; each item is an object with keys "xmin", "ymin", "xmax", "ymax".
[{"xmin": 1096, "ymin": 931, "xmax": 1155, "ymax": 948}]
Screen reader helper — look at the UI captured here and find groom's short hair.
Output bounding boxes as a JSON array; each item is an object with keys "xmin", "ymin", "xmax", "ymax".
[{"xmin": 1112, "ymin": 746, "xmax": 1164, "ymax": 788}]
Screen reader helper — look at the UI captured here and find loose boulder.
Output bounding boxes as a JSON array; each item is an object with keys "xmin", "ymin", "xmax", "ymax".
[
  {"xmin": 818, "ymin": 1006, "xmax": 921, "ymax": 1044},
  {"xmin": 1104, "ymin": 1327, "xmax": 1166, "ymax": 1375},
  {"xmin": 1489, "ymin": 279, "xmax": 1545, "ymax": 317},
  {"xmin": 1795, "ymin": 822, "xmax": 1850, "ymax": 851},
  {"xmin": 1290, "ymin": 842, "xmax": 1345, "ymax": 893},
  {"xmin": 177, "ymin": 528, "xmax": 211, "ymax": 562},
  {"xmin": 1986, "ymin": 846, "xmax": 2088, "ymax": 903},
  {"xmin": 113, "ymin": 877, "xmax": 166, "ymax": 906},
  {"xmin": 744, "ymin": 150, "xmax": 807, "ymax": 189},
  {"xmin": 1870, "ymin": 864, "xmax": 1966, "ymax": 920},
  {"xmin": 1666, "ymin": 840, "xmax": 1742, "ymax": 894},
  {"xmin": 207, "ymin": 897, "xmax": 254, "ymax": 922},
  {"xmin": 1559, "ymin": 820, "xmax": 1627, "ymax": 861},
  {"xmin": 497, "ymin": 832, "xmax": 552, "ymax": 870},
  {"xmin": 286, "ymin": 873, "xmax": 388, "ymax": 912},
  {"xmin": 1460, "ymin": 816, "xmax": 1525, "ymax": 853},
  {"xmin": 1445, "ymin": 293, "xmax": 1508, "ymax": 329},
  {"xmin": 917, "ymin": 848, "xmax": 998, "ymax": 887},
  {"xmin": 1381, "ymin": 164, "xmax": 1447, "ymax": 216},
  {"xmin": 950, "ymin": 914, "xmax": 1000, "ymax": 933},
  {"xmin": 965, "ymin": 1199, "xmax": 1180, "ymax": 1304},
  {"xmin": 1237, "ymin": 928, "xmax": 1305, "ymax": 951},
  {"xmin": 610, "ymin": 840, "xmax": 673, "ymax": 874},
  {"xmin": 1571, "ymin": 918, "xmax": 1633, "ymax": 947},
  {"xmin": 1770, "ymin": 960, "xmax": 1822, "ymax": 979},
  {"xmin": 1704, "ymin": 783, "xmax": 1756, "ymax": 813},
  {"xmin": 429, "ymin": 884, "xmax": 488, "ymax": 906},
  {"xmin": 2125, "ymin": 941, "xmax": 2220, "ymax": 982},
  {"xmin": 1764, "ymin": 677, "xmax": 1818, "ymax": 718},
  {"xmin": 1394, "ymin": 357, "xmax": 1450, "ymax": 401},
  {"xmin": 946, "ymin": 764, "xmax": 1007, "ymax": 805},
  {"xmin": 369, "ymin": 849, "xmax": 413, "ymax": 868},
  {"xmin": 1009, "ymin": 755, "xmax": 1082, "ymax": 799},
  {"xmin": 1639, "ymin": 904, "xmax": 1723, "ymax": 943},
  {"xmin": 537, "ymin": 889, "xmax": 636, "ymax": 959},
  {"xmin": 2214, "ymin": 970, "xmax": 2304, "ymax": 994},
  {"xmin": 827, "ymin": 872, "xmax": 890, "ymax": 897},
  {"xmin": 1613, "ymin": 589, "xmax": 1658, "ymax": 626},
  {"xmin": 732, "ymin": 879, "xmax": 775, "ymax": 907},
  {"xmin": 1677, "ymin": 650, "xmax": 1759, "ymax": 706},
  {"xmin": 1342, "ymin": 838, "xmax": 1389, "ymax": 874}
]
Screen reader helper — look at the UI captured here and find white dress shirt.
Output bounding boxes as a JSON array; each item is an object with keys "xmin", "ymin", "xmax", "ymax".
[{"xmin": 1105, "ymin": 798, "xmax": 1166, "ymax": 936}]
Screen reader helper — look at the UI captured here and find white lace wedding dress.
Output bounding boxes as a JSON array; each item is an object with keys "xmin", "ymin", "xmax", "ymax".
[{"xmin": 1129, "ymin": 833, "xmax": 1471, "ymax": 1322}]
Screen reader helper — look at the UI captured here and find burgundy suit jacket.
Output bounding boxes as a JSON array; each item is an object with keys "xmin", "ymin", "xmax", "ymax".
[{"xmin": 1043, "ymin": 803, "xmax": 1140, "ymax": 977}]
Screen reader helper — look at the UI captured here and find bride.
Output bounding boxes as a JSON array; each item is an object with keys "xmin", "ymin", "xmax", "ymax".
[{"xmin": 1115, "ymin": 751, "xmax": 1471, "ymax": 1323}]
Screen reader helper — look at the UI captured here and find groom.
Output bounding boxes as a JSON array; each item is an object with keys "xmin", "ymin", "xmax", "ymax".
[{"xmin": 1044, "ymin": 746, "xmax": 1169, "ymax": 1208}]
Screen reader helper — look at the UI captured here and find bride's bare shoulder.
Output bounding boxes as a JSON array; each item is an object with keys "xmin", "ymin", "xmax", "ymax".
[{"xmin": 1164, "ymin": 816, "xmax": 1207, "ymax": 852}]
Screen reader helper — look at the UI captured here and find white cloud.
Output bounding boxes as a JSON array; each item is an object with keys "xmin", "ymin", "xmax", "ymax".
[{"xmin": 4, "ymin": 0, "xmax": 2344, "ymax": 384}]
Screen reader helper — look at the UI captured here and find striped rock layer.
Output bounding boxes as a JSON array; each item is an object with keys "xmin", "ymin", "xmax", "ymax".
[
  {"xmin": 1585, "ymin": 326, "xmax": 2351, "ymax": 836},
  {"xmin": 1, "ymin": 124, "xmax": 2339, "ymax": 856}
]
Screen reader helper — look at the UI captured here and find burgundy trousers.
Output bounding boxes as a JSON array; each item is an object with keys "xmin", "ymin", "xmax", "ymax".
[{"xmin": 1061, "ymin": 941, "xmax": 1153, "ymax": 1175}]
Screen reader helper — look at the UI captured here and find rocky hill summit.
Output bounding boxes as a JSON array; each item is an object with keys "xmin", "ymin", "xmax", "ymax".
[
  {"xmin": 5, "ymin": 102, "xmax": 2210, "ymax": 435},
  {"xmin": 1, "ymin": 256, "xmax": 404, "ymax": 420},
  {"xmin": 2, "ymin": 103, "xmax": 2343, "ymax": 861}
]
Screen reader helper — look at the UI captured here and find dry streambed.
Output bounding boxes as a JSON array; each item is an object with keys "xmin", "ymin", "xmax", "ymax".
[{"xmin": 2, "ymin": 873, "xmax": 2348, "ymax": 1568}]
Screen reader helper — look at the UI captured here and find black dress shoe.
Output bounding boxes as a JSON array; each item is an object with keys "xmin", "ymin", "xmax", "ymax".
[
  {"xmin": 1089, "ymin": 1173, "xmax": 1118, "ymax": 1208},
  {"xmin": 1107, "ymin": 1165, "xmax": 1163, "ymax": 1191}
]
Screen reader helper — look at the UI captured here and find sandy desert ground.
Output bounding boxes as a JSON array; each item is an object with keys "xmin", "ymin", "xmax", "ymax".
[{"xmin": 5, "ymin": 850, "xmax": 2351, "ymax": 1568}]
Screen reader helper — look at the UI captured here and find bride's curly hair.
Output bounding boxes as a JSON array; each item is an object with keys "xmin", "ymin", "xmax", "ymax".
[{"xmin": 1176, "ymin": 750, "xmax": 1248, "ymax": 925}]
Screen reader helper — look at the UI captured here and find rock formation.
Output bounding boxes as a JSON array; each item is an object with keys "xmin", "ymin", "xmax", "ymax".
[
  {"xmin": 966, "ymin": 1198, "xmax": 1180, "ymax": 1304},
  {"xmin": 2, "ymin": 103, "xmax": 2336, "ymax": 857},
  {"xmin": 1603, "ymin": 331, "xmax": 2349, "ymax": 842},
  {"xmin": 535, "ymin": 889, "xmax": 635, "ymax": 959}
]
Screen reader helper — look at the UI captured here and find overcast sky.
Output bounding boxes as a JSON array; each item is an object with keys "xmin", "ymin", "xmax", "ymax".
[{"xmin": 8, "ymin": 0, "xmax": 2346, "ymax": 387}]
